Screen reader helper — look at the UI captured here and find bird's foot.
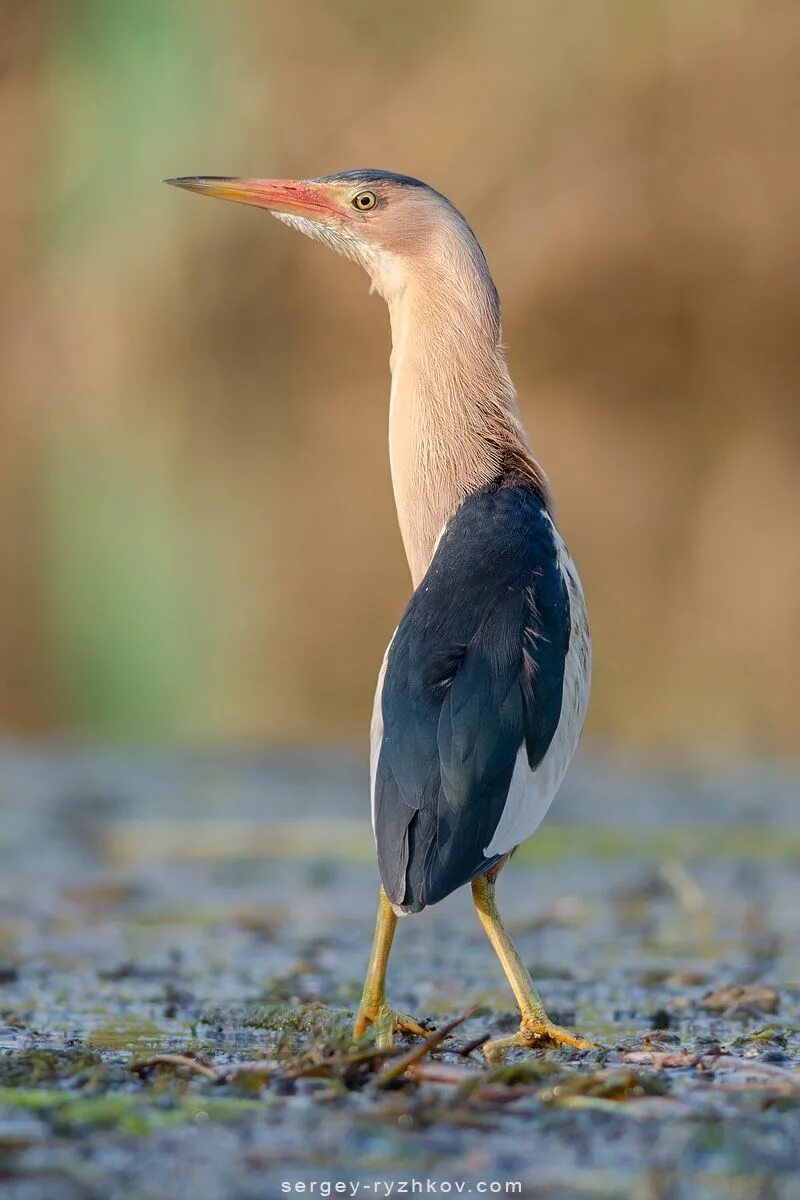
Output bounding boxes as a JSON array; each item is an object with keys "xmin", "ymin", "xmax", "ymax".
[
  {"xmin": 353, "ymin": 1001, "xmax": 430, "ymax": 1049},
  {"xmin": 482, "ymin": 1018, "xmax": 596, "ymax": 1062}
]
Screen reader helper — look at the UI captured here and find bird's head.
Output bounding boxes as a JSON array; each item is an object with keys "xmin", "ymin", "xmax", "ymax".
[{"xmin": 165, "ymin": 169, "xmax": 497, "ymax": 313}]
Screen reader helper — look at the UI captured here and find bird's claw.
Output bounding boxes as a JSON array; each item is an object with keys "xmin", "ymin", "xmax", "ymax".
[
  {"xmin": 354, "ymin": 1002, "xmax": 430, "ymax": 1048},
  {"xmin": 482, "ymin": 1019, "xmax": 596, "ymax": 1062}
]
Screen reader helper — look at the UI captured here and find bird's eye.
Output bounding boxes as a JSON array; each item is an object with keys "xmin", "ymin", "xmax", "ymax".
[{"xmin": 352, "ymin": 190, "xmax": 377, "ymax": 211}]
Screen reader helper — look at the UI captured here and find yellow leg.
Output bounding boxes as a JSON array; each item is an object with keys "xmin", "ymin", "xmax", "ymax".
[
  {"xmin": 353, "ymin": 887, "xmax": 429, "ymax": 1048},
  {"xmin": 471, "ymin": 872, "xmax": 594, "ymax": 1061}
]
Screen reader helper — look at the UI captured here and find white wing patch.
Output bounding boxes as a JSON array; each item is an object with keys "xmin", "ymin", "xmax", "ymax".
[{"xmin": 483, "ymin": 519, "xmax": 591, "ymax": 857}]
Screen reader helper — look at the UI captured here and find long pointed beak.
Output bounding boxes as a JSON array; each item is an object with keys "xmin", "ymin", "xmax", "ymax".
[{"xmin": 164, "ymin": 176, "xmax": 343, "ymax": 220}]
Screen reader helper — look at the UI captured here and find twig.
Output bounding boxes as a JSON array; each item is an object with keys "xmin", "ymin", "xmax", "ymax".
[
  {"xmin": 218, "ymin": 1059, "xmax": 280, "ymax": 1083},
  {"xmin": 372, "ymin": 1010, "xmax": 475, "ymax": 1087},
  {"xmin": 405, "ymin": 1062, "xmax": 481, "ymax": 1086},
  {"xmin": 458, "ymin": 1033, "xmax": 490, "ymax": 1057},
  {"xmin": 470, "ymin": 1083, "xmax": 532, "ymax": 1105},
  {"xmin": 130, "ymin": 1054, "xmax": 217, "ymax": 1081},
  {"xmin": 282, "ymin": 1045, "xmax": 403, "ymax": 1079}
]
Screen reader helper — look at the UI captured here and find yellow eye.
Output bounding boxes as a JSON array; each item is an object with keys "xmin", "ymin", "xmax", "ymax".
[{"xmin": 352, "ymin": 190, "xmax": 377, "ymax": 211}]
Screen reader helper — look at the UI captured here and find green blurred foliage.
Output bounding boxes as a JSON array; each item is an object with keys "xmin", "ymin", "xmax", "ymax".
[
  {"xmin": 42, "ymin": 427, "xmax": 207, "ymax": 736},
  {"xmin": 0, "ymin": 0, "xmax": 798, "ymax": 754}
]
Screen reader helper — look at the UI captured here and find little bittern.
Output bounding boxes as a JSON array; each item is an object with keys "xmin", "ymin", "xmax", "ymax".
[{"xmin": 168, "ymin": 170, "xmax": 592, "ymax": 1059}]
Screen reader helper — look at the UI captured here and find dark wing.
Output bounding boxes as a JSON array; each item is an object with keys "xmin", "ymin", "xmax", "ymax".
[{"xmin": 374, "ymin": 480, "xmax": 570, "ymax": 913}]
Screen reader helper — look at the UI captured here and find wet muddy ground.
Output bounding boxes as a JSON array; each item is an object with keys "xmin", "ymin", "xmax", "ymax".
[{"xmin": 0, "ymin": 744, "xmax": 798, "ymax": 1199}]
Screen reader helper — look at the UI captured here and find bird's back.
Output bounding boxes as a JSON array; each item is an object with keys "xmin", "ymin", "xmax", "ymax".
[{"xmin": 371, "ymin": 473, "xmax": 590, "ymax": 914}]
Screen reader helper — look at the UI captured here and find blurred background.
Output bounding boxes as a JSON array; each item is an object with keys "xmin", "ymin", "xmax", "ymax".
[
  {"xmin": 1, "ymin": 0, "xmax": 798, "ymax": 760},
  {"xmin": 1, "ymin": 10, "xmax": 800, "ymax": 1191}
]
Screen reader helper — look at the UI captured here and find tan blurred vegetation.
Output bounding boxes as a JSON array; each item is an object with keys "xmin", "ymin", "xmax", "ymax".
[{"xmin": 0, "ymin": 0, "xmax": 798, "ymax": 756}]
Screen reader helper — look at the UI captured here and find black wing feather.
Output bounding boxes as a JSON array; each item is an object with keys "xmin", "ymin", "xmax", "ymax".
[{"xmin": 375, "ymin": 480, "xmax": 570, "ymax": 913}]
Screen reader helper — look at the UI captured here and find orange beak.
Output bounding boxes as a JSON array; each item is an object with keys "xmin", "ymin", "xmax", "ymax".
[{"xmin": 164, "ymin": 176, "xmax": 345, "ymax": 221}]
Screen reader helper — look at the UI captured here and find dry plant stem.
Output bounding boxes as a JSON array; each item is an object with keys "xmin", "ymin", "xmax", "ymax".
[
  {"xmin": 405, "ymin": 1062, "xmax": 478, "ymax": 1085},
  {"xmin": 130, "ymin": 1054, "xmax": 217, "ymax": 1081},
  {"xmin": 297, "ymin": 1046, "xmax": 404, "ymax": 1071},
  {"xmin": 221, "ymin": 1061, "xmax": 280, "ymax": 1083},
  {"xmin": 458, "ymin": 1033, "xmax": 491, "ymax": 1057},
  {"xmin": 372, "ymin": 1010, "xmax": 474, "ymax": 1087}
]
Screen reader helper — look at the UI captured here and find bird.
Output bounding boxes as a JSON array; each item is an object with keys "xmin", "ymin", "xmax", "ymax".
[{"xmin": 166, "ymin": 170, "xmax": 593, "ymax": 1059}]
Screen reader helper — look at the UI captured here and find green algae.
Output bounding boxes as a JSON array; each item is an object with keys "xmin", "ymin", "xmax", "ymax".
[
  {"xmin": 0, "ymin": 1087, "xmax": 266, "ymax": 1135},
  {"xmin": 204, "ymin": 1000, "xmax": 351, "ymax": 1041},
  {"xmin": 0, "ymin": 1048, "xmax": 105, "ymax": 1088},
  {"xmin": 85, "ymin": 1016, "xmax": 173, "ymax": 1051}
]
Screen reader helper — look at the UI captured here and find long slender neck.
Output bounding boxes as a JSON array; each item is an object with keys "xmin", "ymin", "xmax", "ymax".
[{"xmin": 385, "ymin": 250, "xmax": 544, "ymax": 588}]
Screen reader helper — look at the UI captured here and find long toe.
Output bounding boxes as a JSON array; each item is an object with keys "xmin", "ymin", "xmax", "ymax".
[
  {"xmin": 521, "ymin": 1020, "xmax": 596, "ymax": 1050},
  {"xmin": 354, "ymin": 1004, "xmax": 431, "ymax": 1048},
  {"xmin": 483, "ymin": 1021, "xmax": 596, "ymax": 1062},
  {"xmin": 393, "ymin": 1011, "xmax": 431, "ymax": 1038}
]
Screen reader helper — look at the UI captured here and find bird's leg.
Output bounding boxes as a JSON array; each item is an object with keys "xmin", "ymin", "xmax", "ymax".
[
  {"xmin": 353, "ymin": 887, "xmax": 429, "ymax": 1047},
  {"xmin": 471, "ymin": 872, "xmax": 594, "ymax": 1061}
]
